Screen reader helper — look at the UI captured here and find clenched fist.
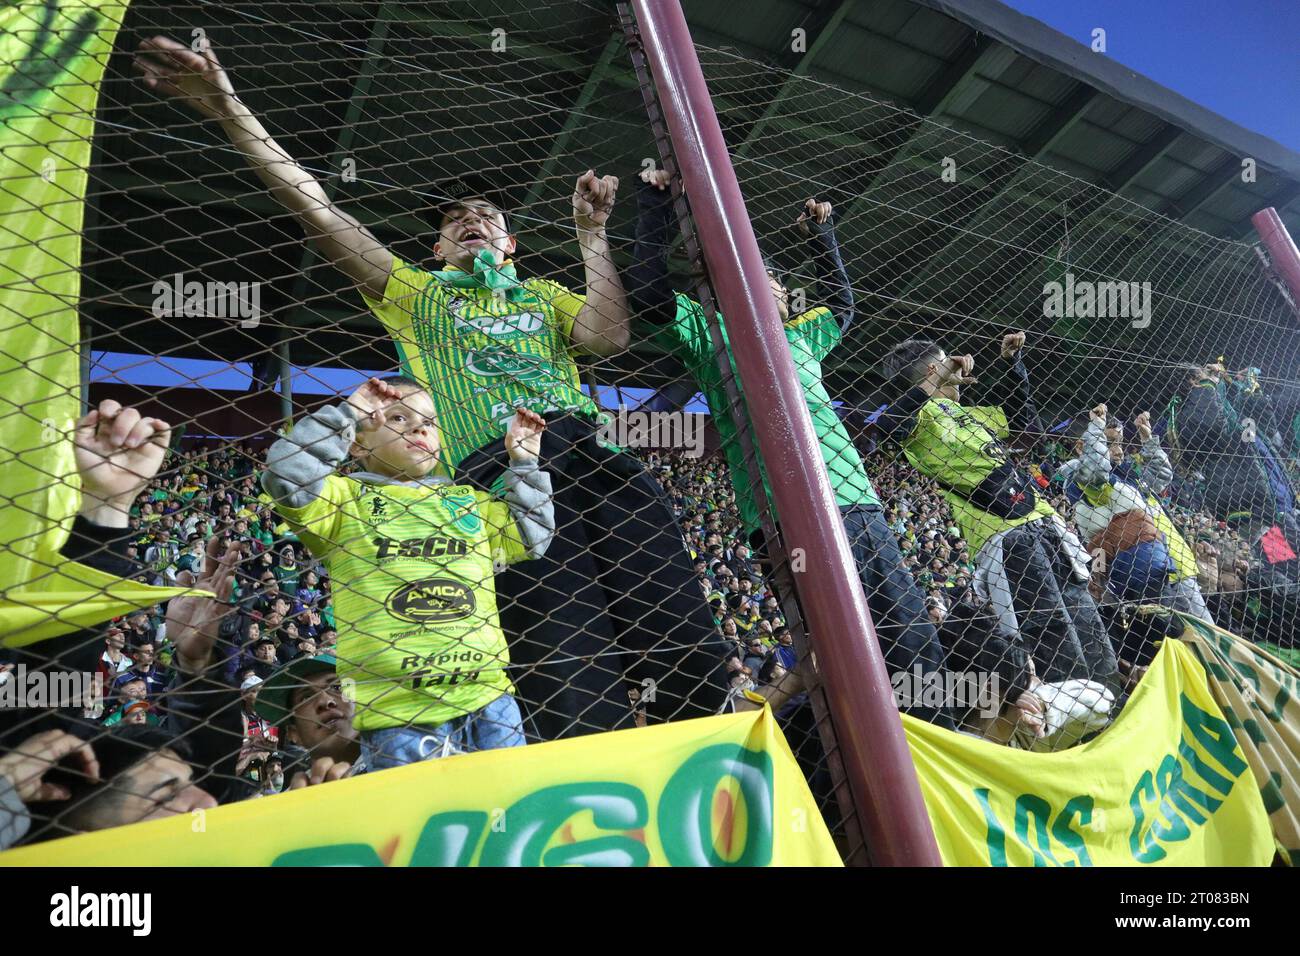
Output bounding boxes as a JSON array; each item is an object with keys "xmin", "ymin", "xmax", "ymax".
[
  {"xmin": 1000, "ymin": 331, "xmax": 1026, "ymax": 360},
  {"xmin": 574, "ymin": 170, "xmax": 618, "ymax": 232},
  {"xmin": 1134, "ymin": 411, "xmax": 1152, "ymax": 442},
  {"xmin": 796, "ymin": 198, "xmax": 832, "ymax": 236}
]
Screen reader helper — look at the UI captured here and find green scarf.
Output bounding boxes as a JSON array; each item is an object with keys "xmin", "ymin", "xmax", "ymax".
[{"xmin": 430, "ymin": 249, "xmax": 527, "ymax": 301}]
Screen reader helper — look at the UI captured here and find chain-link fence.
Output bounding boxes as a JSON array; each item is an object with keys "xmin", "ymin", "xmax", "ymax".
[
  {"xmin": 686, "ymin": 34, "xmax": 1300, "ymax": 791},
  {"xmin": 2, "ymin": 0, "xmax": 1297, "ymax": 864}
]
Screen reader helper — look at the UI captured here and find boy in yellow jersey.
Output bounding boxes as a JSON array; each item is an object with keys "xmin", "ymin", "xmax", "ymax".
[
  {"xmin": 262, "ymin": 377, "xmax": 554, "ymax": 770},
  {"xmin": 136, "ymin": 35, "xmax": 727, "ymax": 739}
]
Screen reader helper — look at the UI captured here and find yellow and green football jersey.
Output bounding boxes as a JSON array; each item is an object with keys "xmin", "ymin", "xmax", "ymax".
[
  {"xmin": 273, "ymin": 474, "xmax": 529, "ymax": 732},
  {"xmin": 364, "ymin": 257, "xmax": 600, "ymax": 472}
]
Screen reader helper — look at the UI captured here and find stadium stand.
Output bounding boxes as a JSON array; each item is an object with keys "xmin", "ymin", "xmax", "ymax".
[{"xmin": 2, "ymin": 0, "xmax": 1299, "ymax": 867}]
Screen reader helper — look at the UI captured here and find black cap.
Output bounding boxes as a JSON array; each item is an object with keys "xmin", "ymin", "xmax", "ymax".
[{"xmin": 434, "ymin": 174, "xmax": 512, "ymax": 234}]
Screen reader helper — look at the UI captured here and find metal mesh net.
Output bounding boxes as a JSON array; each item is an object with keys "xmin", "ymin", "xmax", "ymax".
[{"xmin": 2, "ymin": 0, "xmax": 1297, "ymax": 865}]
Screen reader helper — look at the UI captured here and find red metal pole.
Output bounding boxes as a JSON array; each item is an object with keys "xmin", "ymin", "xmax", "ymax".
[
  {"xmin": 630, "ymin": 0, "xmax": 941, "ymax": 866},
  {"xmin": 1253, "ymin": 207, "xmax": 1300, "ymax": 306}
]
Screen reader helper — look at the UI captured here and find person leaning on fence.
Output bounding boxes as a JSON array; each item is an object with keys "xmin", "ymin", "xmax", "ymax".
[
  {"xmin": 1, "ymin": 725, "xmax": 217, "ymax": 848},
  {"xmin": 1169, "ymin": 361, "xmax": 1300, "ymax": 557},
  {"xmin": 134, "ymin": 35, "xmax": 728, "ymax": 740},
  {"xmin": 877, "ymin": 334, "xmax": 1119, "ymax": 692},
  {"xmin": 1057, "ymin": 404, "xmax": 1213, "ymax": 626},
  {"xmin": 260, "ymin": 376, "xmax": 554, "ymax": 770},
  {"xmin": 0, "ymin": 400, "xmax": 175, "ymax": 750},
  {"xmin": 628, "ymin": 167, "xmax": 953, "ymax": 728}
]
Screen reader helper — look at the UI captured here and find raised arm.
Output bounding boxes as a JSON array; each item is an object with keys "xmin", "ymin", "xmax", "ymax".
[
  {"xmin": 134, "ymin": 36, "xmax": 393, "ymax": 301},
  {"xmin": 1075, "ymin": 405, "xmax": 1113, "ymax": 489},
  {"xmin": 569, "ymin": 171, "xmax": 631, "ymax": 356},
  {"xmin": 501, "ymin": 410, "xmax": 556, "ymax": 561},
  {"xmin": 797, "ymin": 199, "xmax": 855, "ymax": 333},
  {"xmin": 977, "ymin": 332, "xmax": 1043, "ymax": 441},
  {"xmin": 1132, "ymin": 412, "xmax": 1173, "ymax": 494},
  {"xmin": 261, "ymin": 403, "xmax": 358, "ymax": 509},
  {"xmin": 626, "ymin": 168, "xmax": 679, "ymax": 323}
]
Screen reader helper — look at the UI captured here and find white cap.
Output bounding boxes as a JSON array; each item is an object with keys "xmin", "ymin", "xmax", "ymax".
[{"xmin": 241, "ymin": 676, "xmax": 263, "ymax": 691}]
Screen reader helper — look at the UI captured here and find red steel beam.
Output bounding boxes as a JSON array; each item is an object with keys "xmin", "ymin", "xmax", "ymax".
[
  {"xmin": 630, "ymin": 0, "xmax": 941, "ymax": 866},
  {"xmin": 1253, "ymin": 207, "xmax": 1300, "ymax": 310}
]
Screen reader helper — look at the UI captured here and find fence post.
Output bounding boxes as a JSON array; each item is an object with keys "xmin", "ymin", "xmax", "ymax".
[
  {"xmin": 630, "ymin": 0, "xmax": 941, "ymax": 866},
  {"xmin": 1253, "ymin": 207, "xmax": 1300, "ymax": 312}
]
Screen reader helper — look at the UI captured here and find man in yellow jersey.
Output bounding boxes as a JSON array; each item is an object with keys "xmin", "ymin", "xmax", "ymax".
[
  {"xmin": 262, "ymin": 376, "xmax": 554, "ymax": 769},
  {"xmin": 879, "ymin": 335, "xmax": 1119, "ymax": 692},
  {"xmin": 136, "ymin": 37, "xmax": 728, "ymax": 739}
]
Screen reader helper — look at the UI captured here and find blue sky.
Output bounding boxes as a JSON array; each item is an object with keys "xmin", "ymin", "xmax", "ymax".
[
  {"xmin": 89, "ymin": 351, "xmax": 710, "ymax": 412},
  {"xmin": 1003, "ymin": 0, "xmax": 1300, "ymax": 151}
]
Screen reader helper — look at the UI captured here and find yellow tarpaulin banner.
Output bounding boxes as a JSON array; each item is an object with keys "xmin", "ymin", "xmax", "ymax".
[
  {"xmin": 1, "ymin": 707, "xmax": 843, "ymax": 866},
  {"xmin": 0, "ymin": 0, "xmax": 195, "ymax": 647},
  {"xmin": 1175, "ymin": 611, "xmax": 1300, "ymax": 865},
  {"xmin": 902, "ymin": 638, "xmax": 1274, "ymax": 866}
]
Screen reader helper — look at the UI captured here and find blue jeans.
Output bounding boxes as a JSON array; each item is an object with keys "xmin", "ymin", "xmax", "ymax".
[
  {"xmin": 754, "ymin": 505, "xmax": 954, "ymax": 730},
  {"xmin": 840, "ymin": 505, "xmax": 954, "ymax": 730},
  {"xmin": 360, "ymin": 694, "xmax": 526, "ymax": 771}
]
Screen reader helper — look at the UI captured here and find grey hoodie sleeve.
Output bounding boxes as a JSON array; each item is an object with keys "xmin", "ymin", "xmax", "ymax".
[
  {"xmin": 1076, "ymin": 418, "xmax": 1112, "ymax": 489},
  {"xmin": 1138, "ymin": 435, "xmax": 1174, "ymax": 495},
  {"xmin": 1056, "ymin": 456, "xmax": 1082, "ymax": 490},
  {"xmin": 501, "ymin": 459, "xmax": 555, "ymax": 561},
  {"xmin": 0, "ymin": 775, "xmax": 31, "ymax": 852},
  {"xmin": 261, "ymin": 403, "xmax": 358, "ymax": 509}
]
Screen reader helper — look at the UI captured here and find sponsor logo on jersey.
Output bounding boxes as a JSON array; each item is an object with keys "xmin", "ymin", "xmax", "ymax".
[
  {"xmin": 456, "ymin": 311, "xmax": 545, "ymax": 337},
  {"xmin": 385, "ymin": 577, "xmax": 477, "ymax": 624},
  {"xmin": 464, "ymin": 345, "xmax": 553, "ymax": 383},
  {"xmin": 374, "ymin": 535, "xmax": 470, "ymax": 560},
  {"xmin": 982, "ymin": 439, "xmax": 1009, "ymax": 465},
  {"xmin": 439, "ymin": 491, "xmax": 482, "ymax": 535}
]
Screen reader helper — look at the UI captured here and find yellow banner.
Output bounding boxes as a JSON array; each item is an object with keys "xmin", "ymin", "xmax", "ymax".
[
  {"xmin": 1176, "ymin": 611, "xmax": 1300, "ymax": 865},
  {"xmin": 903, "ymin": 638, "xmax": 1274, "ymax": 866},
  {"xmin": 1, "ymin": 707, "xmax": 842, "ymax": 866},
  {"xmin": 0, "ymin": 0, "xmax": 195, "ymax": 646}
]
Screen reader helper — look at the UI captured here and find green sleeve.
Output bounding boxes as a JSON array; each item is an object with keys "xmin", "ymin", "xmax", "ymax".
[
  {"xmin": 654, "ymin": 294, "xmax": 711, "ymax": 363},
  {"xmin": 360, "ymin": 256, "xmax": 439, "ymax": 383},
  {"xmin": 784, "ymin": 306, "xmax": 839, "ymax": 361},
  {"xmin": 272, "ymin": 475, "xmax": 351, "ymax": 559}
]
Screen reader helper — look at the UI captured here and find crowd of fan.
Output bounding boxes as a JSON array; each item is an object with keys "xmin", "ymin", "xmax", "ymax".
[
  {"xmin": 645, "ymin": 453, "xmax": 797, "ymax": 708},
  {"xmin": 648, "ymin": 427, "xmax": 1300, "ymax": 718},
  {"xmin": 5, "ymin": 412, "xmax": 1300, "ymax": 848},
  {"xmin": 1, "ymin": 443, "xmax": 345, "ymax": 812}
]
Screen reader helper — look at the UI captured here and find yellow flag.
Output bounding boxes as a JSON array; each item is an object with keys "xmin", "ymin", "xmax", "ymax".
[
  {"xmin": 1176, "ymin": 610, "xmax": 1300, "ymax": 865},
  {"xmin": 0, "ymin": 1, "xmax": 199, "ymax": 647},
  {"xmin": 903, "ymin": 638, "xmax": 1274, "ymax": 866},
  {"xmin": 2, "ymin": 707, "xmax": 843, "ymax": 866}
]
